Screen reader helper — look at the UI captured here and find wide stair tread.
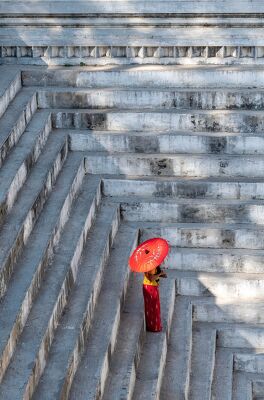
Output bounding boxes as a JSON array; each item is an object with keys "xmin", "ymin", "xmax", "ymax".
[
  {"xmin": 102, "ymin": 272, "xmax": 144, "ymax": 400},
  {"xmin": 0, "ymin": 174, "xmax": 101, "ymax": 399}
]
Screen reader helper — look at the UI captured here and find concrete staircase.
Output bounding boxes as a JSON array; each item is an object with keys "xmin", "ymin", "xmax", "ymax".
[{"xmin": 1, "ymin": 64, "xmax": 264, "ymax": 400}]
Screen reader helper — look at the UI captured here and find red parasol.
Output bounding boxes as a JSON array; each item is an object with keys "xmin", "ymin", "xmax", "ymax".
[{"xmin": 129, "ymin": 238, "xmax": 169, "ymax": 273}]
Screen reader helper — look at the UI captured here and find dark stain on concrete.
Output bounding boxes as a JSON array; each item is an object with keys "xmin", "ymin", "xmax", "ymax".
[
  {"xmin": 129, "ymin": 136, "xmax": 159, "ymax": 153},
  {"xmin": 208, "ymin": 137, "xmax": 227, "ymax": 154},
  {"xmin": 150, "ymin": 158, "xmax": 173, "ymax": 176},
  {"xmin": 155, "ymin": 182, "xmax": 173, "ymax": 197}
]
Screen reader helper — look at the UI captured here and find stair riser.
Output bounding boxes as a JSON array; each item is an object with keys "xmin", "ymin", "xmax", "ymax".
[
  {"xmin": 85, "ymin": 154, "xmax": 264, "ymax": 178},
  {"xmin": 0, "ymin": 71, "xmax": 21, "ymax": 119},
  {"xmin": 178, "ymin": 277, "xmax": 264, "ymax": 299},
  {"xmin": 0, "ymin": 114, "xmax": 52, "ymax": 222},
  {"xmin": 217, "ymin": 328, "xmax": 264, "ymax": 349},
  {"xmin": 0, "ymin": 137, "xmax": 68, "ymax": 302},
  {"xmin": 234, "ymin": 354, "xmax": 264, "ymax": 374},
  {"xmin": 253, "ymin": 382, "xmax": 264, "ymax": 398},
  {"xmin": 0, "ymin": 92, "xmax": 37, "ymax": 168},
  {"xmin": 24, "ymin": 179, "xmax": 102, "ymax": 400},
  {"xmin": 38, "ymin": 89, "xmax": 264, "ymax": 111},
  {"xmin": 0, "ymin": 141, "xmax": 71, "ymax": 383},
  {"xmin": 142, "ymin": 228, "xmax": 264, "ymax": 249},
  {"xmin": 22, "ymin": 69, "xmax": 264, "ymax": 88},
  {"xmin": 120, "ymin": 202, "xmax": 264, "ymax": 224},
  {"xmin": 167, "ymin": 249, "xmax": 264, "ymax": 273},
  {"xmin": 103, "ymin": 179, "xmax": 264, "ymax": 200},
  {"xmin": 70, "ymin": 132, "xmax": 264, "ymax": 155},
  {"xmin": 53, "ymin": 110, "xmax": 264, "ymax": 133},
  {"xmin": 60, "ymin": 208, "xmax": 121, "ymax": 400}
]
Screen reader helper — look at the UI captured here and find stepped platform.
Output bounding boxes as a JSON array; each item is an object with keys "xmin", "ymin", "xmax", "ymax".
[{"xmin": 2, "ymin": 63, "xmax": 264, "ymax": 400}]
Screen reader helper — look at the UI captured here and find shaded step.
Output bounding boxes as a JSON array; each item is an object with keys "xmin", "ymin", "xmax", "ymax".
[
  {"xmin": 38, "ymin": 87, "xmax": 264, "ymax": 111},
  {"xmin": 160, "ymin": 296, "xmax": 193, "ymax": 400},
  {"xmin": 84, "ymin": 152, "xmax": 264, "ymax": 178},
  {"xmin": 211, "ymin": 348, "xmax": 233, "ymax": 400},
  {"xmin": 0, "ymin": 110, "xmax": 51, "ymax": 221},
  {"xmin": 33, "ymin": 203, "xmax": 120, "ymax": 400},
  {"xmin": 117, "ymin": 197, "xmax": 264, "ymax": 225},
  {"xmin": 0, "ymin": 175, "xmax": 101, "ymax": 399},
  {"xmin": 167, "ymin": 247, "xmax": 264, "ymax": 274},
  {"xmin": 132, "ymin": 279, "xmax": 175, "ymax": 400},
  {"xmin": 173, "ymin": 270, "xmax": 264, "ymax": 299},
  {"xmin": 0, "ymin": 152, "xmax": 84, "ymax": 382},
  {"xmin": 189, "ymin": 324, "xmax": 216, "ymax": 400},
  {"xmin": 69, "ymin": 129, "xmax": 264, "ymax": 155},
  {"xmin": 142, "ymin": 223, "xmax": 264, "ymax": 250},
  {"xmin": 0, "ymin": 87, "xmax": 37, "ymax": 167},
  {"xmin": 102, "ymin": 176, "xmax": 264, "ymax": 200},
  {"xmin": 102, "ymin": 272, "xmax": 145, "ymax": 400},
  {"xmin": 69, "ymin": 225, "xmax": 139, "ymax": 400},
  {"xmin": 52, "ymin": 109, "xmax": 264, "ymax": 133},
  {"xmin": 0, "ymin": 66, "xmax": 21, "ymax": 119},
  {"xmin": 22, "ymin": 65, "xmax": 264, "ymax": 89},
  {"xmin": 253, "ymin": 380, "xmax": 264, "ymax": 399}
]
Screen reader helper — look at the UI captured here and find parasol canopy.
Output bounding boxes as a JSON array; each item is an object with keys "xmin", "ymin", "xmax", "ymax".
[{"xmin": 129, "ymin": 237, "xmax": 169, "ymax": 273}]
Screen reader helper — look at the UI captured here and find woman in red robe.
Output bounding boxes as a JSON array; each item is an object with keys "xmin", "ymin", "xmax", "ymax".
[{"xmin": 142, "ymin": 266, "xmax": 167, "ymax": 332}]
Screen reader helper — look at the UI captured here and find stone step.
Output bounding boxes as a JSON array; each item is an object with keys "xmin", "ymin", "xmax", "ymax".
[
  {"xmin": 84, "ymin": 152, "xmax": 264, "ymax": 178},
  {"xmin": 2, "ymin": 1, "xmax": 264, "ymax": 16},
  {"xmin": 22, "ymin": 66, "xmax": 264, "ymax": 89},
  {"xmin": 118, "ymin": 197, "xmax": 264, "ymax": 225},
  {"xmin": 173, "ymin": 271, "xmax": 264, "ymax": 299},
  {"xmin": 160, "ymin": 296, "xmax": 193, "ymax": 400},
  {"xmin": 253, "ymin": 380, "xmax": 264, "ymax": 399},
  {"xmin": 0, "ymin": 175, "xmax": 101, "ymax": 399},
  {"xmin": 189, "ymin": 325, "xmax": 216, "ymax": 400},
  {"xmin": 0, "ymin": 152, "xmax": 84, "ymax": 382},
  {"xmin": 233, "ymin": 372, "xmax": 253, "ymax": 400},
  {"xmin": 33, "ymin": 203, "xmax": 120, "ymax": 399},
  {"xmin": 0, "ymin": 110, "xmax": 51, "ymax": 222},
  {"xmin": 0, "ymin": 132, "xmax": 68, "ymax": 300},
  {"xmin": 102, "ymin": 272, "xmax": 144, "ymax": 400},
  {"xmin": 211, "ymin": 348, "xmax": 233, "ymax": 400},
  {"xmin": 52, "ymin": 109, "xmax": 264, "ymax": 133},
  {"xmin": 69, "ymin": 129, "xmax": 264, "ymax": 155},
  {"xmin": 102, "ymin": 176, "xmax": 264, "ymax": 200},
  {"xmin": 0, "ymin": 66, "xmax": 21, "ymax": 119},
  {"xmin": 131, "ymin": 279, "xmax": 175, "ymax": 400},
  {"xmin": 0, "ymin": 87, "xmax": 37, "ymax": 167},
  {"xmin": 235, "ymin": 353, "xmax": 264, "ymax": 374},
  {"xmin": 168, "ymin": 246, "xmax": 264, "ymax": 273},
  {"xmin": 69, "ymin": 225, "xmax": 138, "ymax": 400},
  {"xmin": 193, "ymin": 300, "xmax": 264, "ymax": 324},
  {"xmin": 142, "ymin": 223, "xmax": 264, "ymax": 249},
  {"xmin": 38, "ymin": 87, "xmax": 264, "ymax": 111}
]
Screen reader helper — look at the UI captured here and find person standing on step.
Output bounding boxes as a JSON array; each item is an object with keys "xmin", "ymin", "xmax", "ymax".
[{"xmin": 143, "ymin": 265, "xmax": 167, "ymax": 332}]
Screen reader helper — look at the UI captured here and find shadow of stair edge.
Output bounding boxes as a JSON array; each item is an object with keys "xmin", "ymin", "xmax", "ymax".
[
  {"xmin": 0, "ymin": 152, "xmax": 85, "ymax": 383},
  {"xmin": 0, "ymin": 134, "xmax": 68, "ymax": 301},
  {"xmin": 33, "ymin": 204, "xmax": 122, "ymax": 400},
  {"xmin": 0, "ymin": 89, "xmax": 37, "ymax": 168},
  {"xmin": 23, "ymin": 177, "xmax": 103, "ymax": 400}
]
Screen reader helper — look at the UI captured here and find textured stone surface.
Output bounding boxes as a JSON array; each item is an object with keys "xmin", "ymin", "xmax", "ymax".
[{"xmin": 2, "ymin": 63, "xmax": 264, "ymax": 400}]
